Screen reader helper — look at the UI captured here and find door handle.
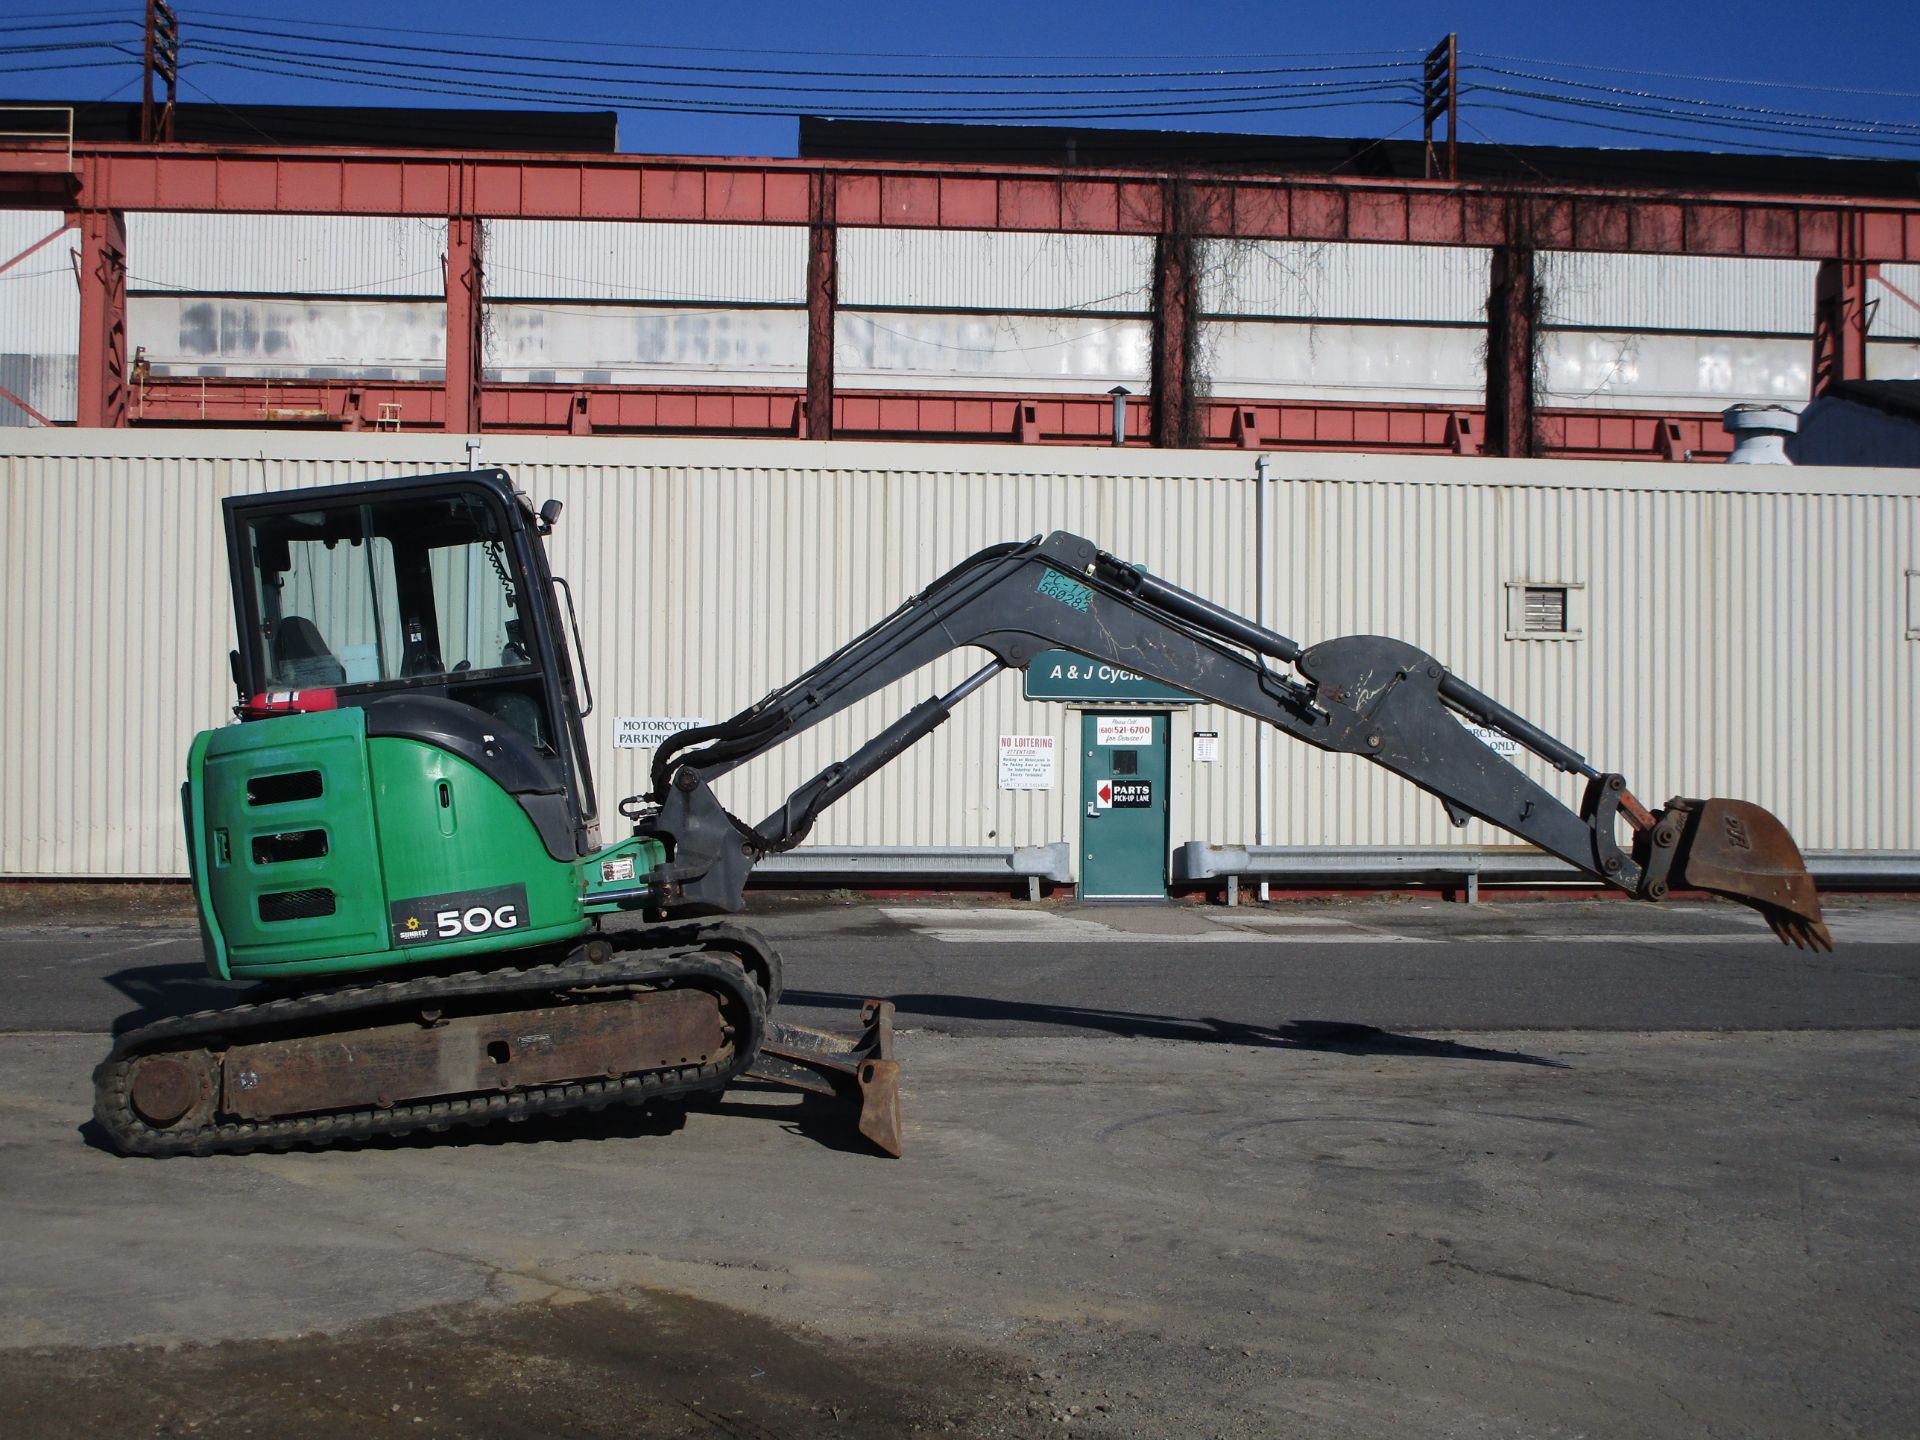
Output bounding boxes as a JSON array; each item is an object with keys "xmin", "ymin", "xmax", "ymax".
[{"xmin": 1086, "ymin": 802, "xmax": 1098, "ymax": 818}]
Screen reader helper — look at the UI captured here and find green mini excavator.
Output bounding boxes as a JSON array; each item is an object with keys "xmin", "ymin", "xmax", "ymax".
[{"xmin": 94, "ymin": 467, "xmax": 1832, "ymax": 1158}]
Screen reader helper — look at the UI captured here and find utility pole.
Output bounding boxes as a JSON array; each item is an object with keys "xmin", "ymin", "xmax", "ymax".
[
  {"xmin": 142, "ymin": 1, "xmax": 179, "ymax": 144},
  {"xmin": 1422, "ymin": 33, "xmax": 1458, "ymax": 182}
]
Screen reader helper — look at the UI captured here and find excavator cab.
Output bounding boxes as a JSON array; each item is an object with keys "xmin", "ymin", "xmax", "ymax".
[
  {"xmin": 193, "ymin": 470, "xmax": 607, "ymax": 981},
  {"xmin": 226, "ymin": 468, "xmax": 598, "ymax": 852}
]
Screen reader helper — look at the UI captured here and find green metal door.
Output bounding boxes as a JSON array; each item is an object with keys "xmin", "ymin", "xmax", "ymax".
[{"xmin": 1080, "ymin": 711, "xmax": 1170, "ymax": 899}]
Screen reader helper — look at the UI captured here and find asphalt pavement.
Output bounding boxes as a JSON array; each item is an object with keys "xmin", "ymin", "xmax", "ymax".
[
  {"xmin": 1, "ymin": 891, "xmax": 1916, "ymax": 1439},
  {"xmin": 3, "ymin": 893, "xmax": 1914, "ymax": 1039}
]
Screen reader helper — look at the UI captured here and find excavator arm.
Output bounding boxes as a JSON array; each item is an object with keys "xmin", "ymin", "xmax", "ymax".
[{"xmin": 620, "ymin": 531, "xmax": 1829, "ymax": 949}]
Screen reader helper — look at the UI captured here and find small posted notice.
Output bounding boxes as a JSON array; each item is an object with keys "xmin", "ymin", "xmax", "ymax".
[
  {"xmin": 1094, "ymin": 716, "xmax": 1155, "ymax": 747},
  {"xmin": 1464, "ymin": 722, "xmax": 1521, "ymax": 759},
  {"xmin": 1193, "ymin": 730, "xmax": 1220, "ymax": 764},
  {"xmin": 998, "ymin": 734, "xmax": 1056, "ymax": 790},
  {"xmin": 613, "ymin": 715, "xmax": 708, "ymax": 750}
]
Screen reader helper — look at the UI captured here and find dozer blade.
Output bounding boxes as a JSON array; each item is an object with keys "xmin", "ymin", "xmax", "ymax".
[
  {"xmin": 1665, "ymin": 797, "xmax": 1833, "ymax": 951},
  {"xmin": 748, "ymin": 1000, "xmax": 903, "ymax": 1157}
]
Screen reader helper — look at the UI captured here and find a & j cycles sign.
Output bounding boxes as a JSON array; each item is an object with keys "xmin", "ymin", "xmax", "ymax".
[{"xmin": 1023, "ymin": 650, "xmax": 1196, "ymax": 703}]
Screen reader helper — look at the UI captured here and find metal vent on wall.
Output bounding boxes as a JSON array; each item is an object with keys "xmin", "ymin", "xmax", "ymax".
[
  {"xmin": 1506, "ymin": 581, "xmax": 1582, "ymax": 640},
  {"xmin": 1523, "ymin": 586, "xmax": 1568, "ymax": 633}
]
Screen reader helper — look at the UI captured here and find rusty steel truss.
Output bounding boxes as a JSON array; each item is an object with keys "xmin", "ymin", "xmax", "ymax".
[{"xmin": 4, "ymin": 139, "xmax": 1916, "ymax": 454}]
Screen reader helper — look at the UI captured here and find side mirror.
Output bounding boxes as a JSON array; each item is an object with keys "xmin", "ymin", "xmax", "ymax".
[{"xmin": 539, "ymin": 498, "xmax": 564, "ymax": 531}]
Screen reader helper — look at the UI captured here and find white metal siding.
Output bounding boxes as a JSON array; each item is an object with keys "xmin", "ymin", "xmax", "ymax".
[
  {"xmin": 1540, "ymin": 330, "xmax": 1810, "ymax": 409},
  {"xmin": 839, "ymin": 229, "xmax": 1152, "ymax": 313},
  {"xmin": 1866, "ymin": 341, "xmax": 1920, "ymax": 381},
  {"xmin": 1538, "ymin": 253, "xmax": 1816, "ymax": 335},
  {"xmin": 125, "ymin": 214, "xmax": 447, "ymax": 297},
  {"xmin": 1869, "ymin": 264, "xmax": 1920, "ymax": 340},
  {"xmin": 485, "ymin": 304, "xmax": 807, "ymax": 386},
  {"xmin": 1202, "ymin": 320, "xmax": 1485, "ymax": 405},
  {"xmin": 0, "ymin": 211, "xmax": 78, "ymax": 424},
  {"xmin": 131, "ymin": 295, "xmax": 448, "ymax": 378},
  {"xmin": 2, "ymin": 432, "xmax": 1915, "ymax": 877},
  {"xmin": 835, "ymin": 312, "xmax": 1151, "ymax": 392},
  {"xmin": 487, "ymin": 221, "xmax": 805, "ymax": 305},
  {"xmin": 1200, "ymin": 240, "xmax": 1490, "ymax": 324}
]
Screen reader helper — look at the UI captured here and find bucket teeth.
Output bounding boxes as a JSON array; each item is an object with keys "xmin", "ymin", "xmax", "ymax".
[{"xmin": 1760, "ymin": 907, "xmax": 1835, "ymax": 953}]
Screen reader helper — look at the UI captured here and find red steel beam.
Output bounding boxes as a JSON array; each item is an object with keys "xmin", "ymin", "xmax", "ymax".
[
  {"xmin": 1811, "ymin": 257, "xmax": 1873, "ymax": 395},
  {"xmin": 114, "ymin": 376, "xmax": 1736, "ymax": 458},
  {"xmin": 443, "ymin": 214, "xmax": 484, "ymax": 435},
  {"xmin": 5, "ymin": 144, "xmax": 1914, "ymax": 261},
  {"xmin": 1483, "ymin": 244, "xmax": 1538, "ymax": 458},
  {"xmin": 805, "ymin": 172, "xmax": 836, "ymax": 440},
  {"xmin": 1150, "ymin": 185, "xmax": 1199, "ymax": 448},
  {"xmin": 72, "ymin": 209, "xmax": 129, "ymax": 428}
]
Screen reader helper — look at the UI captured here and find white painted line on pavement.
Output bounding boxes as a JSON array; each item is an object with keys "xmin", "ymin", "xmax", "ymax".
[{"xmin": 872, "ymin": 906, "xmax": 1906, "ymax": 948}]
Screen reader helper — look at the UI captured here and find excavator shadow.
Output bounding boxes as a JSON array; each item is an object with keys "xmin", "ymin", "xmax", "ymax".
[
  {"xmin": 782, "ymin": 989, "xmax": 1566, "ymax": 1068},
  {"xmin": 103, "ymin": 963, "xmax": 262, "ymax": 1034}
]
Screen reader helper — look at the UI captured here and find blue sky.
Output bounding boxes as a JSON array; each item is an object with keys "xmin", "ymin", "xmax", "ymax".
[{"xmin": 4, "ymin": 0, "xmax": 1920, "ymax": 160}]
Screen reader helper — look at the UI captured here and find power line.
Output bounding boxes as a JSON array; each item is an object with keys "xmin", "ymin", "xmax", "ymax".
[
  {"xmin": 1468, "ymin": 100, "xmax": 1913, "ymax": 161},
  {"xmin": 0, "ymin": 17, "xmax": 137, "ymax": 34},
  {"xmin": 189, "ymin": 9, "xmax": 1424, "ymax": 66},
  {"xmin": 1467, "ymin": 85, "xmax": 1920, "ymax": 154},
  {"xmin": 1475, "ymin": 50, "xmax": 1920, "ymax": 103},
  {"xmin": 0, "ymin": 56, "xmax": 137, "ymax": 78},
  {"xmin": 184, "ymin": 52, "xmax": 1419, "ymax": 122},
  {"xmin": 1469, "ymin": 65, "xmax": 1920, "ymax": 138},
  {"xmin": 0, "ymin": 40, "xmax": 140, "ymax": 57},
  {"xmin": 184, "ymin": 21, "xmax": 1424, "ymax": 86}
]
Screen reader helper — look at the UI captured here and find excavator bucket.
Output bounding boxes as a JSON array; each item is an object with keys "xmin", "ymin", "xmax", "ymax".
[
  {"xmin": 747, "ymin": 1000, "xmax": 903, "ymax": 1157},
  {"xmin": 1663, "ymin": 797, "xmax": 1832, "ymax": 951}
]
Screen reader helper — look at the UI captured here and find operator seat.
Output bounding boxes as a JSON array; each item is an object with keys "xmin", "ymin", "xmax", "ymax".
[{"xmin": 271, "ymin": 615, "xmax": 347, "ymax": 688}]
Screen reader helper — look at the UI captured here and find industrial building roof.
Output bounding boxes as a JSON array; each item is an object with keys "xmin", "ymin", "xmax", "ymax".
[
  {"xmin": 0, "ymin": 100, "xmax": 619, "ymax": 153},
  {"xmin": 800, "ymin": 118, "xmax": 1920, "ymax": 199}
]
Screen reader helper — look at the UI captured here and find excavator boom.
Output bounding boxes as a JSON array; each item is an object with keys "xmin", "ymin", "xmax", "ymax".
[{"xmin": 626, "ymin": 530, "xmax": 1829, "ymax": 949}]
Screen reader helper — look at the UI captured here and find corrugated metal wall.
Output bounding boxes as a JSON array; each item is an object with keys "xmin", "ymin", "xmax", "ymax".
[
  {"xmin": 131, "ymin": 296, "xmax": 449, "ymax": 379},
  {"xmin": 840, "ymin": 230, "xmax": 1152, "ymax": 312},
  {"xmin": 12, "ymin": 216, "xmax": 1873, "ymax": 406},
  {"xmin": 1195, "ymin": 241, "xmax": 1487, "ymax": 406},
  {"xmin": 126, "ymin": 214, "xmax": 448, "ymax": 297},
  {"xmin": 834, "ymin": 230, "xmax": 1152, "ymax": 393},
  {"xmin": 1201, "ymin": 241, "xmax": 1489, "ymax": 322},
  {"xmin": 3, "ymin": 431, "xmax": 1914, "ymax": 878},
  {"xmin": 0, "ymin": 210, "xmax": 78, "ymax": 425},
  {"xmin": 488, "ymin": 221, "xmax": 805, "ymax": 304},
  {"xmin": 1537, "ymin": 253, "xmax": 1814, "ymax": 409},
  {"xmin": 1869, "ymin": 263, "xmax": 1920, "ymax": 380}
]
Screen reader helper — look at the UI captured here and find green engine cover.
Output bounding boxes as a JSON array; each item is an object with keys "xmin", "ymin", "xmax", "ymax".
[{"xmin": 186, "ymin": 708, "xmax": 591, "ymax": 981}]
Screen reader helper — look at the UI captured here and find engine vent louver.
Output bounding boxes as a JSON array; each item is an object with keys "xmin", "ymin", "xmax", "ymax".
[
  {"xmin": 247, "ymin": 770, "xmax": 323, "ymax": 806},
  {"xmin": 259, "ymin": 888, "xmax": 336, "ymax": 922}
]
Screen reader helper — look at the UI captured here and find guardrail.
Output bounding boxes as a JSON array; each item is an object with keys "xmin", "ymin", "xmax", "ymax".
[
  {"xmin": 751, "ymin": 843, "xmax": 1072, "ymax": 901},
  {"xmin": 1173, "ymin": 842, "xmax": 1920, "ymax": 905}
]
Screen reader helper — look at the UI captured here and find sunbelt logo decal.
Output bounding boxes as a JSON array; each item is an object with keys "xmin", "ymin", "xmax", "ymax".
[{"xmin": 390, "ymin": 883, "xmax": 529, "ymax": 946}]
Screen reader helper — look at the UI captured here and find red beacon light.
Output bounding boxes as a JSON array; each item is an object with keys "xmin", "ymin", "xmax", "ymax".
[{"xmin": 238, "ymin": 689, "xmax": 339, "ymax": 721}]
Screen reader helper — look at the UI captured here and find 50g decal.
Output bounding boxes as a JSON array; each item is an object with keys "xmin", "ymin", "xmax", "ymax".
[
  {"xmin": 390, "ymin": 884, "xmax": 530, "ymax": 946},
  {"xmin": 434, "ymin": 903, "xmax": 520, "ymax": 938}
]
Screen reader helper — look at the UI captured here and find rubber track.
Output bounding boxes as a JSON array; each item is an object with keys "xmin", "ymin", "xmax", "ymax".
[{"xmin": 93, "ymin": 943, "xmax": 767, "ymax": 1158}]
